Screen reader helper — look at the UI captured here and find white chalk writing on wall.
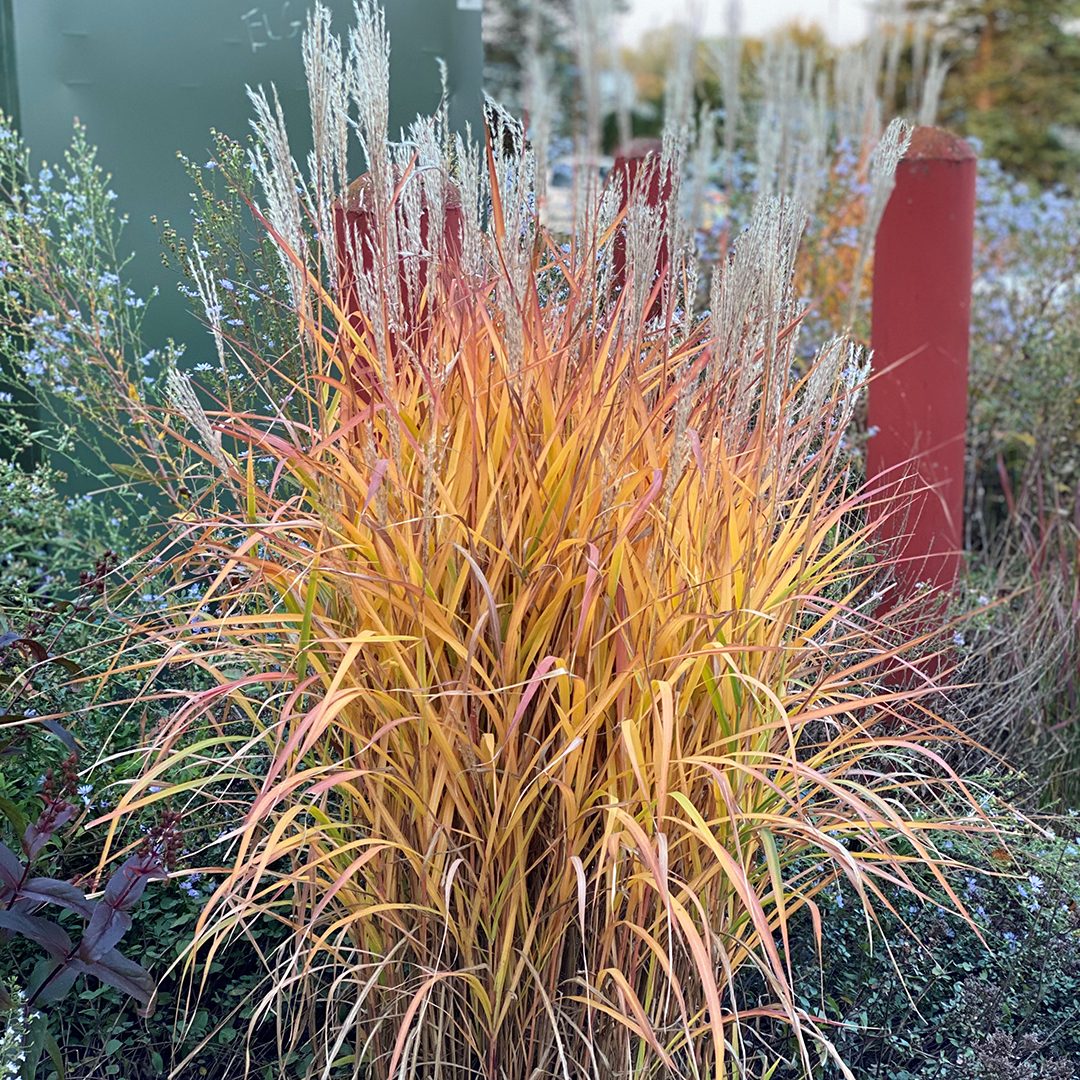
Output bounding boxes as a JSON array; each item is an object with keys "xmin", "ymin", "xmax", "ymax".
[{"xmin": 241, "ymin": 3, "xmax": 305, "ymax": 53}]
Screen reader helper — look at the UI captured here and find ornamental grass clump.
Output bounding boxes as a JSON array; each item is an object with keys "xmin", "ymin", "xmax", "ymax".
[{"xmin": 65, "ymin": 5, "xmax": 995, "ymax": 1076}]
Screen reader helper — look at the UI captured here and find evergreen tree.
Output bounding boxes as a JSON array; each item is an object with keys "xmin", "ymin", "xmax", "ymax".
[
  {"xmin": 912, "ymin": 0, "xmax": 1080, "ymax": 184},
  {"xmin": 484, "ymin": 0, "xmax": 628, "ymax": 115}
]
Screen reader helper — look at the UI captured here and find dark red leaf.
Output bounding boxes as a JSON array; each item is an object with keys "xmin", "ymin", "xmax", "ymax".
[
  {"xmin": 0, "ymin": 634, "xmax": 48, "ymax": 663},
  {"xmin": 88, "ymin": 948, "xmax": 155, "ymax": 1013},
  {"xmin": 102, "ymin": 855, "xmax": 157, "ymax": 912},
  {"xmin": 41, "ymin": 720, "xmax": 78, "ymax": 753},
  {"xmin": 16, "ymin": 877, "xmax": 94, "ymax": 919},
  {"xmin": 0, "ymin": 843, "xmax": 24, "ymax": 891},
  {"xmin": 0, "ymin": 910, "xmax": 74, "ymax": 960},
  {"xmin": 78, "ymin": 902, "xmax": 132, "ymax": 963},
  {"xmin": 28, "ymin": 958, "xmax": 81, "ymax": 1005},
  {"xmin": 22, "ymin": 803, "xmax": 77, "ymax": 860}
]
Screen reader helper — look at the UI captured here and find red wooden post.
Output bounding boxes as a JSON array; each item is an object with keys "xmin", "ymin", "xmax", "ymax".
[
  {"xmin": 610, "ymin": 138, "xmax": 671, "ymax": 305},
  {"xmin": 331, "ymin": 173, "xmax": 465, "ymax": 402},
  {"xmin": 867, "ymin": 126, "xmax": 976, "ymax": 609},
  {"xmin": 612, "ymin": 138, "xmax": 669, "ymax": 207},
  {"xmin": 333, "ymin": 173, "xmax": 464, "ymax": 333}
]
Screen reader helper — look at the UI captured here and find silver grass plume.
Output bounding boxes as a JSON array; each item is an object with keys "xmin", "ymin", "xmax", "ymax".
[
  {"xmin": 802, "ymin": 334, "xmax": 848, "ymax": 422},
  {"xmin": 435, "ymin": 56, "xmax": 452, "ymax": 159},
  {"xmin": 414, "ymin": 115, "xmax": 450, "ymax": 268},
  {"xmin": 187, "ymin": 244, "xmax": 228, "ymax": 377},
  {"xmin": 485, "ymin": 98, "xmax": 535, "ymax": 375},
  {"xmin": 569, "ymin": 0, "xmax": 622, "ymax": 247},
  {"xmin": 754, "ymin": 42, "xmax": 829, "ymax": 214},
  {"xmin": 346, "ymin": 0, "xmax": 390, "ymax": 183},
  {"xmin": 621, "ymin": 169, "xmax": 667, "ymax": 334},
  {"xmin": 847, "ymin": 117, "xmax": 912, "ymax": 327},
  {"xmin": 682, "ymin": 103, "xmax": 717, "ymax": 251},
  {"xmin": 707, "ymin": 195, "xmax": 806, "ymax": 442},
  {"xmin": 247, "ymin": 84, "xmax": 308, "ymax": 314},
  {"xmin": 658, "ymin": 24, "xmax": 697, "ymax": 288},
  {"xmin": 862, "ymin": 21, "xmax": 890, "ymax": 125},
  {"xmin": 453, "ymin": 129, "xmax": 490, "ymax": 281},
  {"xmin": 801, "ymin": 336, "xmax": 870, "ymax": 462},
  {"xmin": 757, "ymin": 196, "xmax": 807, "ymax": 429},
  {"xmin": 717, "ymin": 1, "xmax": 743, "ymax": 188},
  {"xmin": 570, "ymin": 0, "xmax": 610, "ymax": 159},
  {"xmin": 485, "ymin": 98, "xmax": 533, "ymax": 253},
  {"xmin": 663, "ymin": 22, "xmax": 697, "ymax": 153},
  {"xmin": 336, "ymin": 0, "xmax": 400, "ymax": 470},
  {"xmin": 346, "ymin": 0, "xmax": 399, "ymax": 327},
  {"xmin": 386, "ymin": 114, "xmax": 451, "ymax": 330},
  {"xmin": 405, "ymin": 95, "xmax": 455, "ymax": 540},
  {"xmin": 832, "ymin": 34, "xmax": 886, "ymax": 152},
  {"xmin": 303, "ymin": 6, "xmax": 351, "ymax": 293},
  {"xmin": 918, "ymin": 39, "xmax": 948, "ymax": 127},
  {"xmin": 612, "ymin": 52, "xmax": 636, "ymax": 152},
  {"xmin": 660, "ymin": 143, "xmax": 690, "ymax": 312},
  {"xmin": 909, "ymin": 11, "xmax": 931, "ymax": 114},
  {"xmin": 593, "ymin": 177, "xmax": 623, "ymax": 308},
  {"xmin": 881, "ymin": 2, "xmax": 906, "ymax": 113},
  {"xmin": 785, "ymin": 67, "xmax": 830, "ymax": 215},
  {"xmin": 658, "ymin": 260, "xmax": 701, "ymax": 527},
  {"xmin": 754, "ymin": 39, "xmax": 798, "ymax": 200},
  {"xmin": 389, "ymin": 112, "xmax": 450, "ymax": 321},
  {"xmin": 166, "ymin": 367, "xmax": 228, "ymax": 474},
  {"xmin": 391, "ymin": 139, "xmax": 425, "ymax": 316},
  {"xmin": 522, "ymin": 3, "xmax": 554, "ymax": 208}
]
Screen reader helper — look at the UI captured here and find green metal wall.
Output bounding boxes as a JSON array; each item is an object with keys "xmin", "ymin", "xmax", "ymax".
[{"xmin": 1, "ymin": 0, "xmax": 482, "ymax": 351}]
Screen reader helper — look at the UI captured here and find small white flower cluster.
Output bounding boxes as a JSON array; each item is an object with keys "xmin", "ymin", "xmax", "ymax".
[{"xmin": 0, "ymin": 989, "xmax": 40, "ymax": 1078}]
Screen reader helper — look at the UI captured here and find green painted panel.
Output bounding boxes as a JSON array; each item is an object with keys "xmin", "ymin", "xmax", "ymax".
[
  {"xmin": 0, "ymin": 0, "xmax": 17, "ymax": 123},
  {"xmin": 2, "ymin": 0, "xmax": 482, "ymax": 351}
]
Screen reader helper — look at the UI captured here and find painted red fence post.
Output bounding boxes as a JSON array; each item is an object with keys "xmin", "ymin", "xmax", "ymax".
[
  {"xmin": 333, "ymin": 173, "xmax": 465, "ymax": 336},
  {"xmin": 612, "ymin": 137, "xmax": 668, "ymax": 207},
  {"xmin": 867, "ymin": 126, "xmax": 976, "ymax": 609},
  {"xmin": 611, "ymin": 138, "xmax": 671, "ymax": 304}
]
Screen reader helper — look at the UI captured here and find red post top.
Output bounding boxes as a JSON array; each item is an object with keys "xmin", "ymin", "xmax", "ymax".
[
  {"xmin": 867, "ymin": 124, "xmax": 976, "ymax": 611},
  {"xmin": 333, "ymin": 171, "xmax": 464, "ymax": 327},
  {"xmin": 902, "ymin": 126, "xmax": 976, "ymax": 164},
  {"xmin": 611, "ymin": 137, "xmax": 670, "ymax": 207},
  {"xmin": 614, "ymin": 137, "xmax": 664, "ymax": 160},
  {"xmin": 334, "ymin": 171, "xmax": 464, "ymax": 284}
]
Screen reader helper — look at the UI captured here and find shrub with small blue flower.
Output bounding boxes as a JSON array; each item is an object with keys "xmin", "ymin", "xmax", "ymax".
[
  {"xmin": 951, "ymin": 159, "xmax": 1080, "ymax": 803},
  {"xmin": 967, "ymin": 149, "xmax": 1080, "ymax": 548},
  {"xmin": 0, "ymin": 125, "xmax": 288, "ymax": 1069},
  {"xmin": 0, "ymin": 119, "xmax": 189, "ymax": 515},
  {"xmin": 0, "ymin": 520, "xmax": 285, "ymax": 1077},
  {"xmin": 745, "ymin": 787, "xmax": 1080, "ymax": 1079}
]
